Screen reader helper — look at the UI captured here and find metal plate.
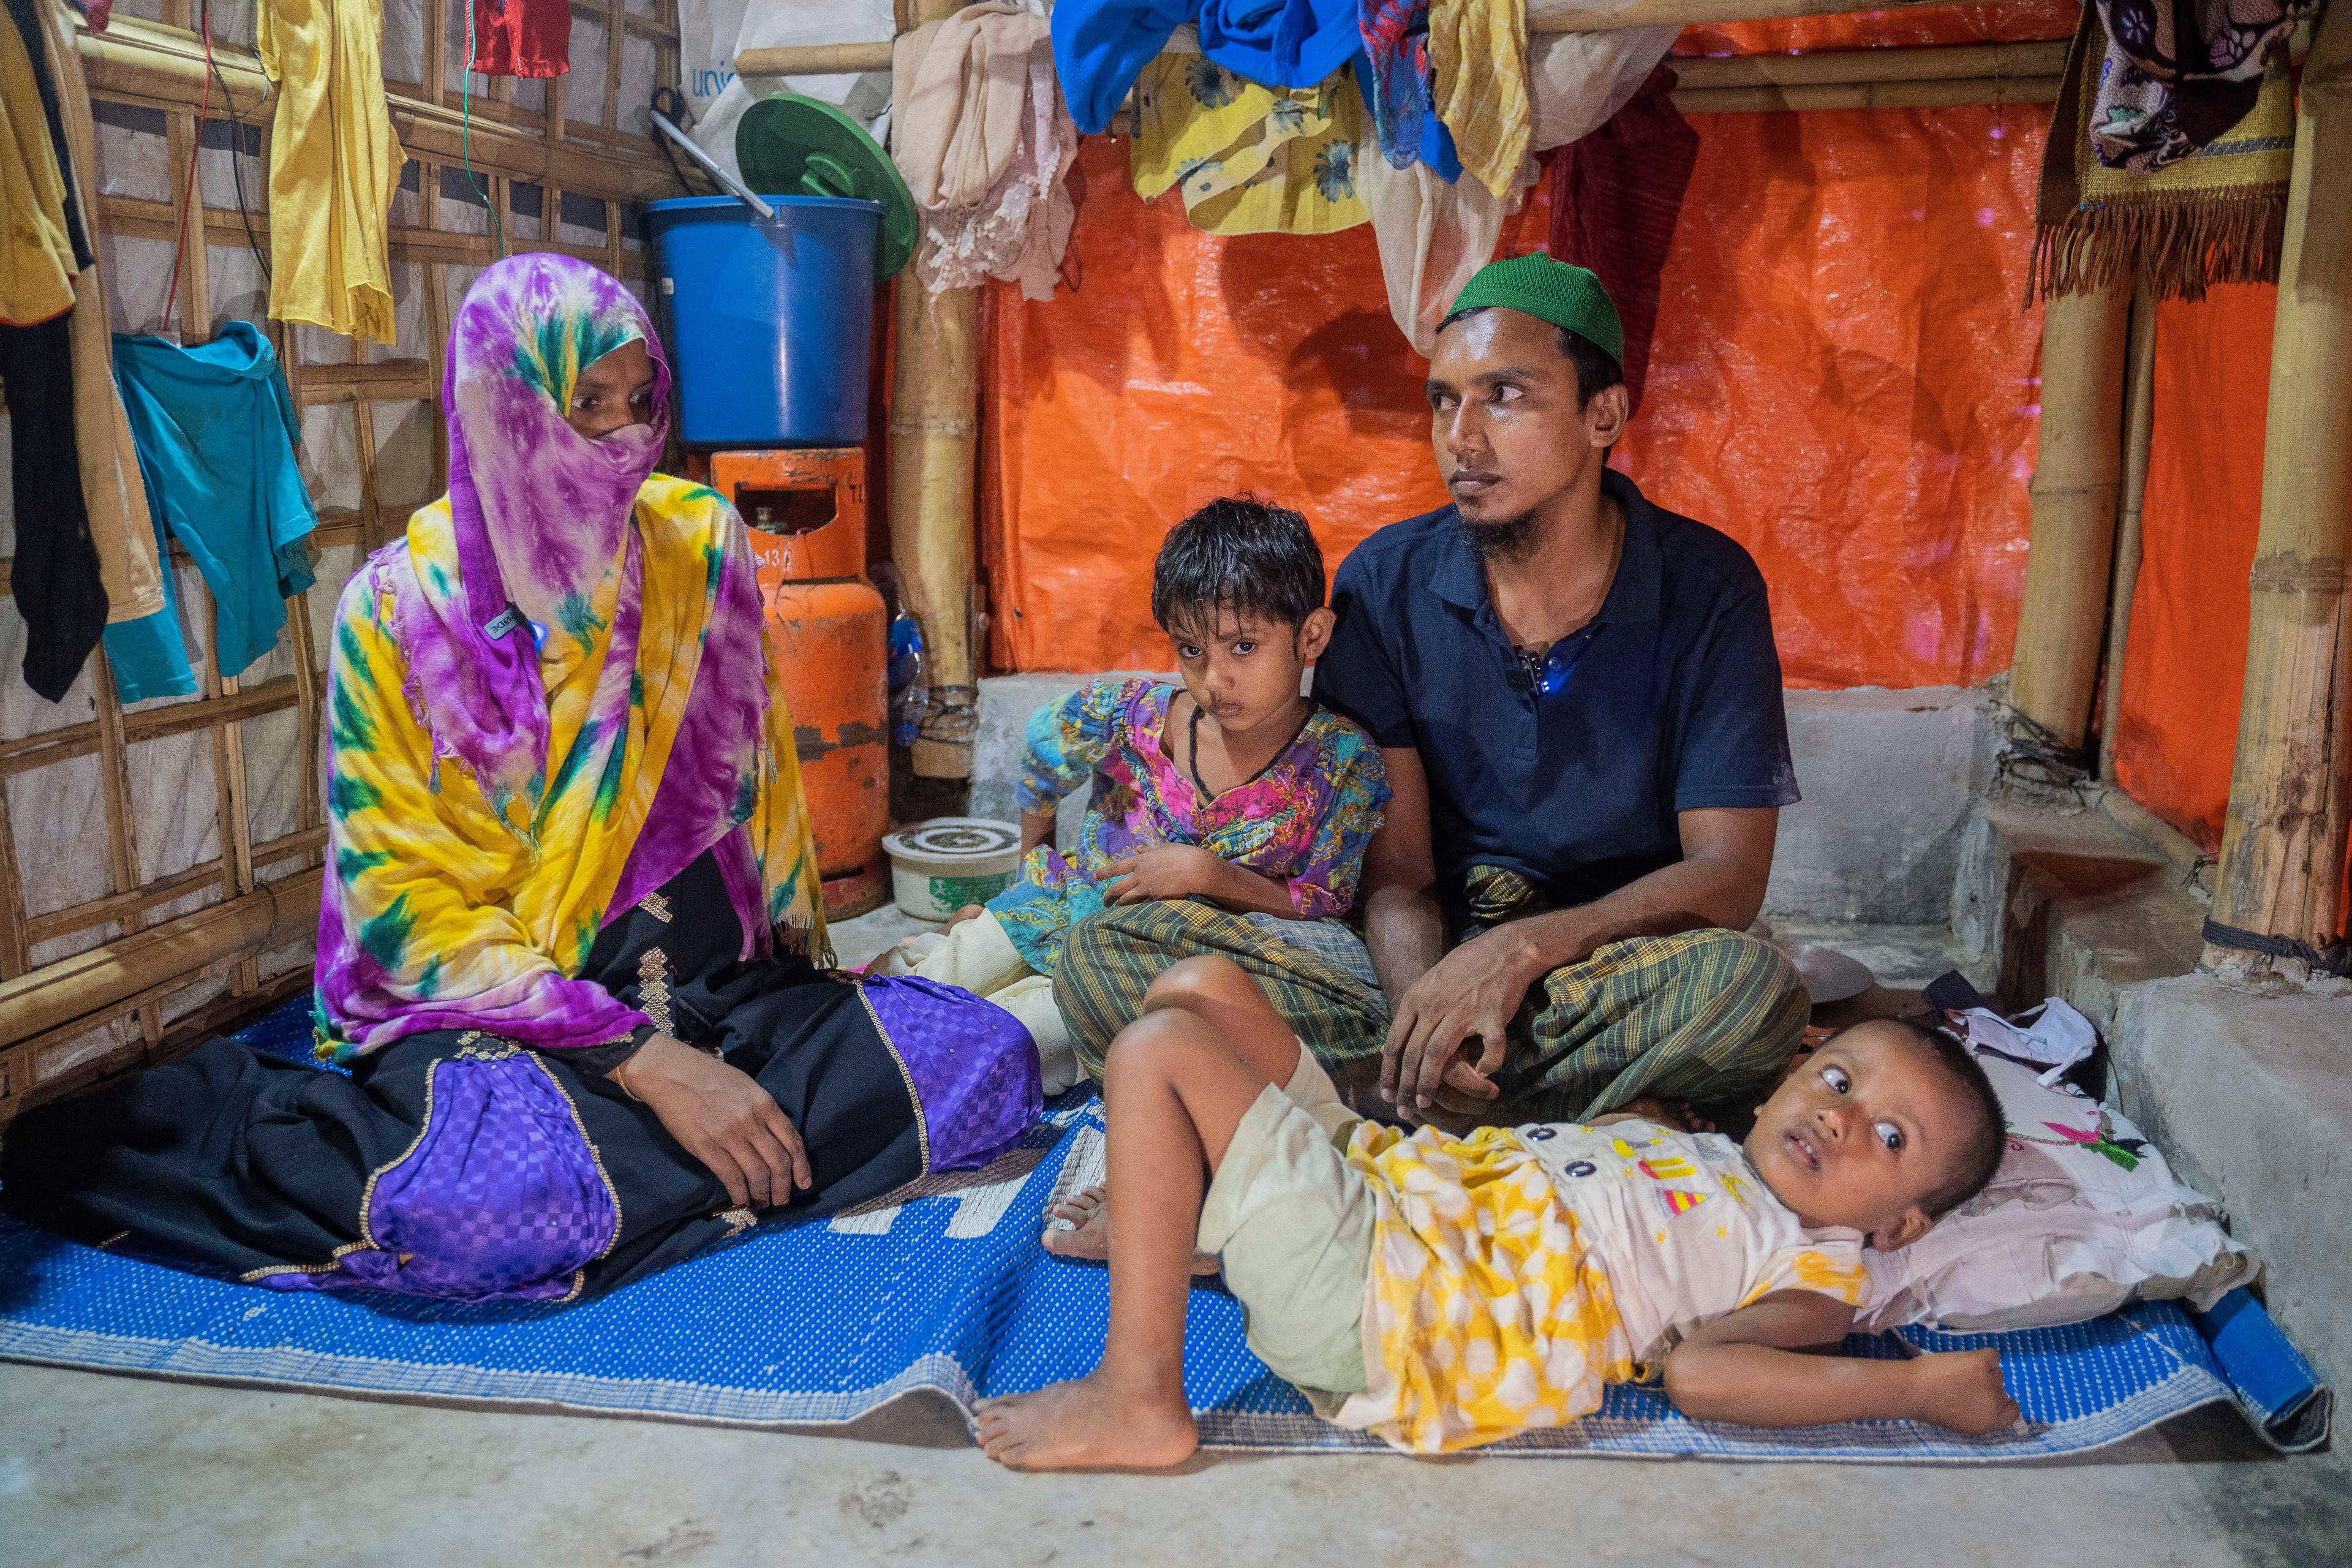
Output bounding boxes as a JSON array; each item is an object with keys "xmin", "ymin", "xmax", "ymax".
[{"xmin": 1773, "ymin": 941, "xmax": 1877, "ymax": 1006}]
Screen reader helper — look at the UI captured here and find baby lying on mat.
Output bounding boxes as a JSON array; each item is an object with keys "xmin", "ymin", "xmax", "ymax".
[{"xmin": 978, "ymin": 959, "xmax": 2019, "ymax": 1467}]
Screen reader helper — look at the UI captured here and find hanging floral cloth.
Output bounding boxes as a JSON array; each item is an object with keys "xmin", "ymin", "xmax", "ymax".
[
  {"xmin": 2031, "ymin": 2, "xmax": 2306, "ymax": 303},
  {"xmin": 1131, "ymin": 49, "xmax": 1366, "ymax": 236}
]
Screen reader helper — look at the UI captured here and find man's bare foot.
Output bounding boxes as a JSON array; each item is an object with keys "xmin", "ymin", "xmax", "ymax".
[
  {"xmin": 1042, "ymin": 1186, "xmax": 1219, "ymax": 1275},
  {"xmin": 976, "ymin": 1376, "xmax": 1197, "ymax": 1471}
]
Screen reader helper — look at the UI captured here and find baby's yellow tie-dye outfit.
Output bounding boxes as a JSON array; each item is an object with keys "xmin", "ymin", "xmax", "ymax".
[{"xmin": 1329, "ymin": 1118, "xmax": 1869, "ymax": 1453}]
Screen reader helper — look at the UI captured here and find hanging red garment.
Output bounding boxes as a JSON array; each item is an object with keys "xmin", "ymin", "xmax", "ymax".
[
  {"xmin": 1545, "ymin": 62, "xmax": 1699, "ymax": 415},
  {"xmin": 470, "ymin": 0, "xmax": 568, "ymax": 79}
]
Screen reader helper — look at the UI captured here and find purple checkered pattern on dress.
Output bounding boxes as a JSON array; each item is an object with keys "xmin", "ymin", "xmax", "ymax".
[
  {"xmin": 861, "ymin": 975, "xmax": 1042, "ymax": 1174},
  {"xmin": 263, "ymin": 1052, "xmax": 617, "ymax": 1302}
]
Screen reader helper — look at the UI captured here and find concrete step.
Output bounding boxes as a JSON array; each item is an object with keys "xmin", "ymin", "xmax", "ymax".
[{"xmin": 1960, "ymin": 791, "xmax": 2352, "ymax": 1396}]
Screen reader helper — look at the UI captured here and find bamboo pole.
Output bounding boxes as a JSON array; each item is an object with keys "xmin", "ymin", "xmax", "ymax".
[
  {"xmin": 1668, "ymin": 40, "xmax": 2068, "ymax": 88},
  {"xmin": 742, "ymin": 1, "xmax": 2048, "ymax": 74},
  {"xmin": 0, "ymin": 870, "xmax": 322, "ymax": 1058},
  {"xmin": 2204, "ymin": 2, "xmax": 2352, "ymax": 978},
  {"xmin": 2008, "ymin": 282, "xmax": 2131, "ymax": 758},
  {"xmin": 890, "ymin": 0, "xmax": 982, "ymax": 780},
  {"xmin": 2098, "ymin": 279, "xmax": 2159, "ymax": 782},
  {"xmin": 1673, "ymin": 75, "xmax": 2060, "ymax": 115}
]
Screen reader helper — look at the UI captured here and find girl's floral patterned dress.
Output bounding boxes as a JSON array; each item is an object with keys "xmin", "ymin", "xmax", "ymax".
[{"xmin": 990, "ymin": 678, "xmax": 1389, "ymax": 974}]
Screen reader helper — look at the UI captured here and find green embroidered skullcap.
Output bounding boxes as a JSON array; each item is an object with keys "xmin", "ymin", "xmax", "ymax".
[{"xmin": 1446, "ymin": 254, "xmax": 1624, "ymax": 370}]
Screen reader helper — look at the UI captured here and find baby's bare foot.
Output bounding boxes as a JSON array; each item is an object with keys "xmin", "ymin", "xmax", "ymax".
[
  {"xmin": 1041, "ymin": 1186, "xmax": 1219, "ymax": 1275},
  {"xmin": 976, "ymin": 1376, "xmax": 1197, "ymax": 1472}
]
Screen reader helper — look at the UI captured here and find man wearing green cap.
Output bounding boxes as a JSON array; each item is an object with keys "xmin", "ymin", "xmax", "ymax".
[{"xmin": 1054, "ymin": 255, "xmax": 1805, "ymax": 1130}]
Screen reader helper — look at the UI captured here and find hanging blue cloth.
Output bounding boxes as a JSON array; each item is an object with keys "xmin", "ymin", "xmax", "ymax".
[
  {"xmin": 1052, "ymin": 0, "xmax": 1363, "ymax": 135},
  {"xmin": 102, "ymin": 322, "xmax": 317, "ymax": 700}
]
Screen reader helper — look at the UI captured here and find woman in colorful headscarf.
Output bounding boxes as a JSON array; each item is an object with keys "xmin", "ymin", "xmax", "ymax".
[{"xmin": 1, "ymin": 256, "xmax": 1042, "ymax": 1302}]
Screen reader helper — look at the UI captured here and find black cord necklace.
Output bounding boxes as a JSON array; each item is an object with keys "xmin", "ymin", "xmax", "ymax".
[{"xmin": 1185, "ymin": 698, "xmax": 1316, "ymax": 804}]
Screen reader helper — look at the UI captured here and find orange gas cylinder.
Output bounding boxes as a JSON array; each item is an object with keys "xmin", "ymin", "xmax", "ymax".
[{"xmin": 692, "ymin": 447, "xmax": 890, "ymax": 920}]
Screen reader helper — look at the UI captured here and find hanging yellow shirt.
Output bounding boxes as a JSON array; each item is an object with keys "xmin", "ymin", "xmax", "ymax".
[
  {"xmin": 1131, "ymin": 55, "xmax": 1365, "ymax": 238},
  {"xmin": 0, "ymin": 2, "xmax": 77, "ymax": 325},
  {"xmin": 1430, "ymin": 0, "xmax": 1531, "ymax": 200},
  {"xmin": 257, "ymin": 0, "xmax": 407, "ymax": 344}
]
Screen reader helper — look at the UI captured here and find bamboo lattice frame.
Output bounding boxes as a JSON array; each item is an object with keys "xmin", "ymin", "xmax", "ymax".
[{"xmin": 0, "ymin": 0, "xmax": 689, "ymax": 1121}]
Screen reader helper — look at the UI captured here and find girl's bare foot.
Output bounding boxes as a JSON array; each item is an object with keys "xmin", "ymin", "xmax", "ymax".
[
  {"xmin": 976, "ymin": 1376, "xmax": 1198, "ymax": 1472},
  {"xmin": 1041, "ymin": 1186, "xmax": 1219, "ymax": 1275}
]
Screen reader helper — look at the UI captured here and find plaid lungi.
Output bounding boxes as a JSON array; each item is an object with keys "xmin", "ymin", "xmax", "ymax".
[
  {"xmin": 1054, "ymin": 901, "xmax": 1393, "ymax": 1088},
  {"xmin": 1052, "ymin": 903, "xmax": 1806, "ymax": 1123}
]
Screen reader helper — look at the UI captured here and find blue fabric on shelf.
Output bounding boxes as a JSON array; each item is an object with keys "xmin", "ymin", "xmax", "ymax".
[
  {"xmin": 0, "ymin": 996, "xmax": 2329, "ymax": 1460},
  {"xmin": 102, "ymin": 322, "xmax": 317, "ymax": 699},
  {"xmin": 1052, "ymin": 0, "xmax": 1363, "ymax": 135}
]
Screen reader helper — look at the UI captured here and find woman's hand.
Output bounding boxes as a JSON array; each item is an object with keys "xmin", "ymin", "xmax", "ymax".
[
  {"xmin": 1100, "ymin": 845, "xmax": 1226, "ymax": 905},
  {"xmin": 618, "ymin": 1035, "xmax": 810, "ymax": 1209}
]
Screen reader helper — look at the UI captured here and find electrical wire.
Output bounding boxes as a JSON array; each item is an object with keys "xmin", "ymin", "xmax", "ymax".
[
  {"xmin": 160, "ymin": 0, "xmax": 217, "ymax": 328},
  {"xmin": 200, "ymin": 0, "xmax": 270, "ymax": 286},
  {"xmin": 460, "ymin": 3, "xmax": 507, "ymax": 258}
]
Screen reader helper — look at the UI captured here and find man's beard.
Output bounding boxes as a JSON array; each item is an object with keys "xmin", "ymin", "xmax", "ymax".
[{"xmin": 1455, "ymin": 508, "xmax": 1542, "ymax": 561}]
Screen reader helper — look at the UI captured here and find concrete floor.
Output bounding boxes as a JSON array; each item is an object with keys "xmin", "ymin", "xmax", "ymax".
[{"xmin": 4, "ymin": 917, "xmax": 2345, "ymax": 1566}]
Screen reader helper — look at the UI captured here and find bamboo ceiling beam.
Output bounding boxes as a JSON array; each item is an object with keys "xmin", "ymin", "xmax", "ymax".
[
  {"xmin": 1675, "ymin": 74, "xmax": 2060, "ymax": 113},
  {"xmin": 742, "ymin": 9, "xmax": 2055, "ymax": 77},
  {"xmin": 2204, "ymin": 0, "xmax": 2352, "ymax": 980},
  {"xmin": 1668, "ymin": 39, "xmax": 2067, "ymax": 87}
]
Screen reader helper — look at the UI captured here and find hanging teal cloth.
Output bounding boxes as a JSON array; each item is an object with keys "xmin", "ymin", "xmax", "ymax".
[{"xmin": 102, "ymin": 321, "xmax": 317, "ymax": 700}]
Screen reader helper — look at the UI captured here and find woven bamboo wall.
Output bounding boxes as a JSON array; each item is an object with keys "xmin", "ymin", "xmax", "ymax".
[{"xmin": 0, "ymin": 0, "xmax": 692, "ymax": 1121}]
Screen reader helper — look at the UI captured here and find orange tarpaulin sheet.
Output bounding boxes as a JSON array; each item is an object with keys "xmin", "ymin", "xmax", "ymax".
[
  {"xmin": 1614, "ymin": 104, "xmax": 2048, "ymax": 688},
  {"xmin": 2112, "ymin": 284, "xmax": 2275, "ymax": 853},
  {"xmin": 984, "ymin": 102, "xmax": 2048, "ymax": 685}
]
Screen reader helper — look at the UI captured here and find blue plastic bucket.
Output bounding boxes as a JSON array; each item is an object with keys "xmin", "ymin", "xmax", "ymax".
[{"xmin": 644, "ymin": 195, "xmax": 881, "ymax": 447}]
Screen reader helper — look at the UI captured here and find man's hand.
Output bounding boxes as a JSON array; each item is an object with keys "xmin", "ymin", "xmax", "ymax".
[
  {"xmin": 619, "ymin": 1035, "xmax": 811, "ymax": 1210},
  {"xmin": 1101, "ymin": 845, "xmax": 1225, "ymax": 905},
  {"xmin": 1382, "ymin": 930, "xmax": 1550, "ymax": 1112},
  {"xmin": 1910, "ymin": 1348, "xmax": 2021, "ymax": 1434}
]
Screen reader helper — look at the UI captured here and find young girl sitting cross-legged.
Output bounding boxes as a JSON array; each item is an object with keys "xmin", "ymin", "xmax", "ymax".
[
  {"xmin": 975, "ymin": 957, "xmax": 2021, "ymax": 1468},
  {"xmin": 877, "ymin": 497, "xmax": 1387, "ymax": 1093}
]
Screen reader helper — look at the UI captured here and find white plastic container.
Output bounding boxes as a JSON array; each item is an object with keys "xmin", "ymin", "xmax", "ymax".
[{"xmin": 881, "ymin": 817, "xmax": 1023, "ymax": 921}]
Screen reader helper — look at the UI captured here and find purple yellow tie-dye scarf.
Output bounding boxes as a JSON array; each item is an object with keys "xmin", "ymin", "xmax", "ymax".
[{"xmin": 312, "ymin": 254, "xmax": 827, "ymax": 1061}]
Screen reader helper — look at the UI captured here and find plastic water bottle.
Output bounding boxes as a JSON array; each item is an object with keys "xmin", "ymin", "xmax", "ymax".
[{"xmin": 888, "ymin": 613, "xmax": 928, "ymax": 748}]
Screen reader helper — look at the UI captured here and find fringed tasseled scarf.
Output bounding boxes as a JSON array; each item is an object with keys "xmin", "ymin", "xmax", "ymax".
[
  {"xmin": 2030, "ymin": 2, "xmax": 2305, "ymax": 304},
  {"xmin": 313, "ymin": 254, "xmax": 827, "ymax": 1062}
]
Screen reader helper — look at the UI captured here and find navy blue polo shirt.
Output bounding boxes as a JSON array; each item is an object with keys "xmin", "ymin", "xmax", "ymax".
[{"xmin": 1312, "ymin": 467, "xmax": 1797, "ymax": 914}]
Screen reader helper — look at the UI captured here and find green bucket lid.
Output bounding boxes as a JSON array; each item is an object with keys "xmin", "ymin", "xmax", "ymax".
[{"xmin": 736, "ymin": 94, "xmax": 919, "ymax": 281}]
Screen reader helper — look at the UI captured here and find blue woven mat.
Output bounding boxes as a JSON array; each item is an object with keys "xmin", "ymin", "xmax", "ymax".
[{"xmin": 0, "ymin": 1000, "xmax": 2329, "ymax": 1461}]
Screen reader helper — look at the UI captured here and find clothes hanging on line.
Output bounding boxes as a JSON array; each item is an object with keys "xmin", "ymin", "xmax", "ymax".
[
  {"xmin": 2087, "ymin": 0, "xmax": 2310, "ymax": 173},
  {"xmin": 33, "ymin": 0, "xmax": 165, "ymax": 623},
  {"xmin": 0, "ymin": 314, "xmax": 110, "ymax": 701},
  {"xmin": 256, "ymin": 0, "xmax": 406, "ymax": 343},
  {"xmin": 1427, "ymin": 0, "xmax": 1529, "ymax": 200},
  {"xmin": 892, "ymin": 1, "xmax": 1078, "ymax": 299},
  {"xmin": 1131, "ymin": 51, "xmax": 1366, "ymax": 236},
  {"xmin": 468, "ymin": 0, "xmax": 570, "ymax": 78},
  {"xmin": 1358, "ymin": 7, "xmax": 1667, "ymax": 353},
  {"xmin": 2032, "ymin": 6, "xmax": 2298, "ymax": 304},
  {"xmin": 1356, "ymin": 1, "xmax": 1462, "ymax": 181},
  {"xmin": 0, "ymin": 0, "xmax": 85, "ymax": 326},
  {"xmin": 1546, "ymin": 60, "xmax": 1697, "ymax": 414},
  {"xmin": 1051, "ymin": 0, "xmax": 1363, "ymax": 135},
  {"xmin": 102, "ymin": 322, "xmax": 318, "ymax": 702}
]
